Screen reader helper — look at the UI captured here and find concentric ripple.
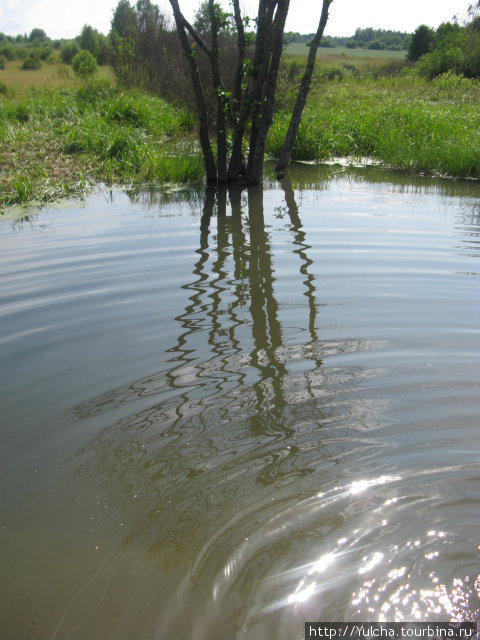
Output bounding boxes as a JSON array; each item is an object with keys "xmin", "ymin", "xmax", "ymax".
[{"xmin": 0, "ymin": 168, "xmax": 479, "ymax": 639}]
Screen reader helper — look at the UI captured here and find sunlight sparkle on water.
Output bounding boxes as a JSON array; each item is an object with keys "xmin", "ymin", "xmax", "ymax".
[
  {"xmin": 288, "ymin": 582, "xmax": 317, "ymax": 604},
  {"xmin": 349, "ymin": 475, "xmax": 401, "ymax": 495},
  {"xmin": 359, "ymin": 551, "xmax": 384, "ymax": 575},
  {"xmin": 310, "ymin": 553, "xmax": 337, "ymax": 575}
]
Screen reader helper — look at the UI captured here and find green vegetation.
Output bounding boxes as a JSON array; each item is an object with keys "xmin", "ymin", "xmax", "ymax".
[
  {"xmin": 60, "ymin": 42, "xmax": 80, "ymax": 64},
  {"xmin": 0, "ymin": 58, "xmax": 114, "ymax": 90},
  {"xmin": 1, "ymin": 2, "xmax": 480, "ymax": 207},
  {"xmin": 2, "ymin": 61, "xmax": 480, "ymax": 207},
  {"xmin": 418, "ymin": 19, "xmax": 480, "ymax": 79},
  {"xmin": 407, "ymin": 25, "xmax": 435, "ymax": 62},
  {"xmin": 21, "ymin": 52, "xmax": 43, "ymax": 70},
  {"xmin": 72, "ymin": 50, "xmax": 97, "ymax": 79},
  {"xmin": 2, "ymin": 65, "xmax": 479, "ymax": 209},
  {"xmin": 0, "ymin": 22, "xmax": 110, "ymax": 73},
  {"xmin": 109, "ymin": 0, "xmax": 195, "ymax": 106},
  {"xmin": 268, "ymin": 71, "xmax": 480, "ymax": 179},
  {"xmin": 77, "ymin": 24, "xmax": 111, "ymax": 65},
  {"xmin": 0, "ymin": 81, "xmax": 202, "ymax": 206}
]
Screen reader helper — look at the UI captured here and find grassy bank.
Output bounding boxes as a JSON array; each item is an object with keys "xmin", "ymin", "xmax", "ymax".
[
  {"xmin": 268, "ymin": 71, "xmax": 480, "ymax": 179},
  {"xmin": 1, "ymin": 65, "xmax": 480, "ymax": 208},
  {"xmin": 0, "ymin": 79, "xmax": 203, "ymax": 207}
]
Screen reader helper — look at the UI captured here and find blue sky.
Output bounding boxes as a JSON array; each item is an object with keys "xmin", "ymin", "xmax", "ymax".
[{"xmin": 0, "ymin": 0, "xmax": 474, "ymax": 40}]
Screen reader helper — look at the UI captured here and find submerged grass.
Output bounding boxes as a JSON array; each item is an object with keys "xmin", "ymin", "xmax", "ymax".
[
  {"xmin": 0, "ymin": 80, "xmax": 203, "ymax": 207},
  {"xmin": 268, "ymin": 72, "xmax": 480, "ymax": 178}
]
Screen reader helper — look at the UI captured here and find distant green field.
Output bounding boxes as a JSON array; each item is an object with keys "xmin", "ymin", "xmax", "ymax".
[
  {"xmin": 0, "ymin": 59, "xmax": 114, "ymax": 90},
  {"xmin": 284, "ymin": 43, "xmax": 406, "ymax": 66}
]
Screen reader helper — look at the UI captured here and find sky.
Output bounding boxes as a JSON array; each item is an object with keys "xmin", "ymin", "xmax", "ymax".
[{"xmin": 0, "ymin": 0, "xmax": 474, "ymax": 40}]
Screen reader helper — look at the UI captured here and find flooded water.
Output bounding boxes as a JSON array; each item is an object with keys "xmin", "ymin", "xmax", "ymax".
[{"xmin": 0, "ymin": 165, "xmax": 479, "ymax": 639}]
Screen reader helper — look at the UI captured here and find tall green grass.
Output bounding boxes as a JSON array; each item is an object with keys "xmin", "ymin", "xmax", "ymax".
[
  {"xmin": 0, "ymin": 80, "xmax": 203, "ymax": 207},
  {"xmin": 268, "ymin": 71, "xmax": 480, "ymax": 178}
]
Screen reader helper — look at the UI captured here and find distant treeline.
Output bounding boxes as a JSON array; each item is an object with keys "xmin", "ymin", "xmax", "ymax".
[
  {"xmin": 1, "ymin": 0, "xmax": 480, "ymax": 83},
  {"xmin": 0, "ymin": 26, "xmax": 109, "ymax": 70},
  {"xmin": 285, "ymin": 28, "xmax": 411, "ymax": 51},
  {"xmin": 0, "ymin": 29, "xmax": 62, "ymax": 69}
]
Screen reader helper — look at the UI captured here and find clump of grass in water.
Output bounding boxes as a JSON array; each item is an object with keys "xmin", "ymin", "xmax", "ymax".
[{"xmin": 147, "ymin": 153, "xmax": 204, "ymax": 184}]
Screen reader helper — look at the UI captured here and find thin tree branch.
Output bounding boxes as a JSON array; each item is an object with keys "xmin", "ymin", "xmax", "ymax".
[
  {"xmin": 275, "ymin": 0, "xmax": 333, "ymax": 172},
  {"xmin": 209, "ymin": 0, "xmax": 228, "ymax": 181},
  {"xmin": 231, "ymin": 0, "xmax": 246, "ymax": 112},
  {"xmin": 181, "ymin": 16, "xmax": 212, "ymax": 58},
  {"xmin": 169, "ymin": 0, "xmax": 217, "ymax": 181}
]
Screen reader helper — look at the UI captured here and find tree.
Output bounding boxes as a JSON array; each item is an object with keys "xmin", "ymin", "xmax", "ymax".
[
  {"xmin": 111, "ymin": 0, "xmax": 138, "ymax": 39},
  {"xmin": 407, "ymin": 24, "xmax": 434, "ymax": 62},
  {"xmin": 470, "ymin": 1, "xmax": 480, "ymax": 32},
  {"xmin": 110, "ymin": 0, "xmax": 178, "ymax": 92},
  {"xmin": 60, "ymin": 42, "xmax": 80, "ymax": 64},
  {"xmin": 28, "ymin": 28, "xmax": 48, "ymax": 43},
  {"xmin": 21, "ymin": 53, "xmax": 43, "ymax": 70},
  {"xmin": 193, "ymin": 1, "xmax": 233, "ymax": 35},
  {"xmin": 169, "ymin": 0, "xmax": 333, "ymax": 185},
  {"xmin": 72, "ymin": 50, "xmax": 98, "ymax": 79},
  {"xmin": 417, "ymin": 20, "xmax": 480, "ymax": 79}
]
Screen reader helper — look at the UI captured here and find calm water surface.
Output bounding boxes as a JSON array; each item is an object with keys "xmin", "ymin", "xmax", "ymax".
[{"xmin": 1, "ymin": 166, "xmax": 479, "ymax": 639}]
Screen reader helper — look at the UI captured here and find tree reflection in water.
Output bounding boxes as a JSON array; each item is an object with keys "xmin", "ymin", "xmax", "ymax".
[{"xmin": 68, "ymin": 179, "xmax": 389, "ymax": 638}]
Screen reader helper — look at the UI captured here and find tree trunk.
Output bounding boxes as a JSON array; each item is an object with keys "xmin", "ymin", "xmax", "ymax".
[
  {"xmin": 245, "ymin": 0, "xmax": 277, "ymax": 179},
  {"xmin": 208, "ymin": 0, "xmax": 228, "ymax": 182},
  {"xmin": 247, "ymin": 0, "xmax": 290, "ymax": 184},
  {"xmin": 228, "ymin": 0, "xmax": 275, "ymax": 180},
  {"xmin": 169, "ymin": 0, "xmax": 217, "ymax": 182},
  {"xmin": 275, "ymin": 0, "xmax": 333, "ymax": 172},
  {"xmin": 226, "ymin": 0, "xmax": 248, "ymax": 180},
  {"xmin": 231, "ymin": 0, "xmax": 246, "ymax": 114}
]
